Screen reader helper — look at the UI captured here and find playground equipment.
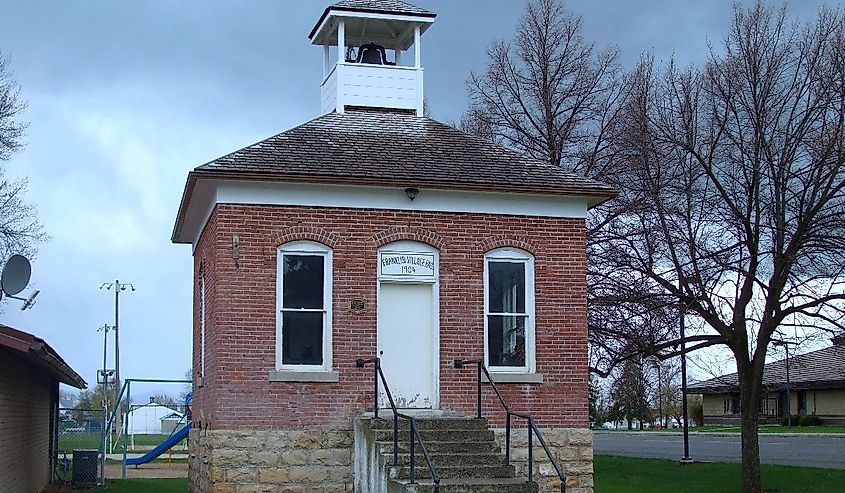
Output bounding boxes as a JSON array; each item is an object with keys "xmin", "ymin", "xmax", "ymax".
[
  {"xmin": 105, "ymin": 378, "xmax": 192, "ymax": 478},
  {"xmin": 125, "ymin": 422, "xmax": 191, "ymax": 465}
]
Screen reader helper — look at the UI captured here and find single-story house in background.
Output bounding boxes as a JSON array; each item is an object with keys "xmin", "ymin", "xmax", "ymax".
[
  {"xmin": 0, "ymin": 324, "xmax": 86, "ymax": 493},
  {"xmin": 160, "ymin": 412, "xmax": 186, "ymax": 434},
  {"xmin": 689, "ymin": 334, "xmax": 845, "ymax": 425},
  {"xmin": 127, "ymin": 398, "xmax": 184, "ymax": 435}
]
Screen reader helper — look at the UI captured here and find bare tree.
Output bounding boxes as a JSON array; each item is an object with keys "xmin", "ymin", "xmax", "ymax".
[
  {"xmin": 462, "ymin": 0, "xmax": 650, "ymax": 377},
  {"xmin": 464, "ymin": 0, "xmax": 624, "ymax": 176},
  {"xmin": 0, "ymin": 51, "xmax": 45, "ymax": 262},
  {"xmin": 0, "ymin": 52, "xmax": 27, "ymax": 161},
  {"xmin": 593, "ymin": 3, "xmax": 845, "ymax": 492}
]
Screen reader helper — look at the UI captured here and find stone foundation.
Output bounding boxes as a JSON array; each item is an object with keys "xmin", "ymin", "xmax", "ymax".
[
  {"xmin": 492, "ymin": 428, "xmax": 593, "ymax": 493},
  {"xmin": 189, "ymin": 428, "xmax": 354, "ymax": 493},
  {"xmin": 188, "ymin": 427, "xmax": 591, "ymax": 493}
]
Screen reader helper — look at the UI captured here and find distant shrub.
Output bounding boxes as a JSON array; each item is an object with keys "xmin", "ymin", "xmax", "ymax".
[
  {"xmin": 780, "ymin": 415, "xmax": 800, "ymax": 427},
  {"xmin": 799, "ymin": 415, "xmax": 821, "ymax": 426}
]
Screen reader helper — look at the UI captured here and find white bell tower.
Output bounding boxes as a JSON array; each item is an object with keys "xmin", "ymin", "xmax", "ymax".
[{"xmin": 309, "ymin": 1, "xmax": 436, "ymax": 116}]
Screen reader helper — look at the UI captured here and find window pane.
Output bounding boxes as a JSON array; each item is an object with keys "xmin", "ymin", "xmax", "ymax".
[
  {"xmin": 282, "ymin": 311, "xmax": 323, "ymax": 365},
  {"xmin": 283, "ymin": 255, "xmax": 324, "ymax": 309},
  {"xmin": 487, "ymin": 315, "xmax": 526, "ymax": 367},
  {"xmin": 488, "ymin": 261, "xmax": 525, "ymax": 313}
]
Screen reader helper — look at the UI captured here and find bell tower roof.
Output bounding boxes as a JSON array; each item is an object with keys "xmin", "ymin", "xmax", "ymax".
[{"xmin": 309, "ymin": 0, "xmax": 435, "ymax": 49}]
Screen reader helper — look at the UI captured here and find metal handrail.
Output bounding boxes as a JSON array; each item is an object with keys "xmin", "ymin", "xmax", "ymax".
[
  {"xmin": 454, "ymin": 359, "xmax": 567, "ymax": 493},
  {"xmin": 356, "ymin": 358, "xmax": 440, "ymax": 492}
]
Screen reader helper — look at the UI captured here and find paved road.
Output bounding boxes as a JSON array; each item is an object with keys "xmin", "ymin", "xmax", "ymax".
[{"xmin": 594, "ymin": 431, "xmax": 845, "ymax": 469}]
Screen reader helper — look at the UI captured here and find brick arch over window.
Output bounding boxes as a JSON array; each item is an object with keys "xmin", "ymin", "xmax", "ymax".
[
  {"xmin": 477, "ymin": 235, "xmax": 538, "ymax": 256},
  {"xmin": 270, "ymin": 226, "xmax": 340, "ymax": 250},
  {"xmin": 371, "ymin": 226, "xmax": 444, "ymax": 250}
]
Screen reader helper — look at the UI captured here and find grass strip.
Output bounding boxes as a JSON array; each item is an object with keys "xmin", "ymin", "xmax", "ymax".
[{"xmin": 595, "ymin": 455, "xmax": 845, "ymax": 493}]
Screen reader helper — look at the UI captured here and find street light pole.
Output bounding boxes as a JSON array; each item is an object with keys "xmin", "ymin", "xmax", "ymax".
[
  {"xmin": 99, "ymin": 280, "xmax": 134, "ymax": 439},
  {"xmin": 678, "ymin": 275, "xmax": 693, "ymax": 463},
  {"xmin": 680, "ymin": 306, "xmax": 691, "ymax": 461},
  {"xmin": 654, "ymin": 359, "xmax": 663, "ymax": 429},
  {"xmin": 99, "ymin": 280, "xmax": 135, "ymax": 390},
  {"xmin": 773, "ymin": 340, "xmax": 793, "ymax": 431}
]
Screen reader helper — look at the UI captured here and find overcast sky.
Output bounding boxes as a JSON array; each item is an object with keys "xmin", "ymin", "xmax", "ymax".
[{"xmin": 0, "ymin": 0, "xmax": 837, "ymax": 396}]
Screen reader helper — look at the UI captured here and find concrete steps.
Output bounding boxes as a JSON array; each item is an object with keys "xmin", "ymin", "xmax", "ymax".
[
  {"xmin": 393, "ymin": 477, "xmax": 539, "ymax": 493},
  {"xmin": 364, "ymin": 415, "xmax": 538, "ymax": 493}
]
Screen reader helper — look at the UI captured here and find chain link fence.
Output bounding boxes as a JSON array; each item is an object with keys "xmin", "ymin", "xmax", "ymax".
[{"xmin": 56, "ymin": 407, "xmax": 105, "ymax": 486}]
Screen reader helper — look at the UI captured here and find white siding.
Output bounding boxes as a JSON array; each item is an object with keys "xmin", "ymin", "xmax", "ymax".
[{"xmin": 321, "ymin": 63, "xmax": 423, "ymax": 115}]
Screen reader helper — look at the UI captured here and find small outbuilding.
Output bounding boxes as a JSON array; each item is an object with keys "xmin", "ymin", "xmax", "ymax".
[
  {"xmin": 690, "ymin": 335, "xmax": 845, "ymax": 425},
  {"xmin": 127, "ymin": 398, "xmax": 184, "ymax": 435},
  {"xmin": 0, "ymin": 324, "xmax": 86, "ymax": 493}
]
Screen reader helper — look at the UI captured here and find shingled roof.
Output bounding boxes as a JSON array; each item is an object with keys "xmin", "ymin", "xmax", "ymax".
[
  {"xmin": 689, "ymin": 343, "xmax": 845, "ymax": 394},
  {"xmin": 330, "ymin": 0, "xmax": 435, "ymax": 16},
  {"xmin": 191, "ymin": 108, "xmax": 617, "ymax": 197},
  {"xmin": 310, "ymin": 0, "xmax": 436, "ymax": 41}
]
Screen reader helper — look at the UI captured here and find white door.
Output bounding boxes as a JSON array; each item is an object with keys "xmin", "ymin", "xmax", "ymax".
[{"xmin": 377, "ymin": 282, "xmax": 435, "ymax": 408}]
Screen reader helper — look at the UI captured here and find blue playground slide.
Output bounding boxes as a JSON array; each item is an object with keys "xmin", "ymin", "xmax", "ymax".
[{"xmin": 125, "ymin": 422, "xmax": 192, "ymax": 466}]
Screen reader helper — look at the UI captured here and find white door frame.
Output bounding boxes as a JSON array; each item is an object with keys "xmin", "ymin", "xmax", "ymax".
[{"xmin": 376, "ymin": 241, "xmax": 440, "ymax": 409}]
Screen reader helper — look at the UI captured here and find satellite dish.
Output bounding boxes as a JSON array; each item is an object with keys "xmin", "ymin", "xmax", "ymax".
[{"xmin": 2, "ymin": 254, "xmax": 32, "ymax": 296}]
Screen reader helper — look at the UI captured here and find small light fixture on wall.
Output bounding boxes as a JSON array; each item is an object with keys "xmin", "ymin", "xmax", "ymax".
[
  {"xmin": 404, "ymin": 187, "xmax": 420, "ymax": 201},
  {"xmin": 232, "ymin": 234, "xmax": 240, "ymax": 259}
]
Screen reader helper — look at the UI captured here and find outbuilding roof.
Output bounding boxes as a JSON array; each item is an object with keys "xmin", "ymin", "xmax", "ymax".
[
  {"xmin": 688, "ymin": 343, "xmax": 845, "ymax": 394},
  {"xmin": 0, "ymin": 325, "xmax": 86, "ymax": 389}
]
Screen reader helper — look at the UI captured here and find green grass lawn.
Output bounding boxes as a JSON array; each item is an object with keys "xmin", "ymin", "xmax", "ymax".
[
  {"xmin": 698, "ymin": 425, "xmax": 845, "ymax": 434},
  {"xmin": 58, "ymin": 433, "xmax": 187, "ymax": 453},
  {"xmin": 601, "ymin": 425, "xmax": 845, "ymax": 434},
  {"xmin": 100, "ymin": 479, "xmax": 187, "ymax": 493},
  {"xmin": 595, "ymin": 455, "xmax": 845, "ymax": 493}
]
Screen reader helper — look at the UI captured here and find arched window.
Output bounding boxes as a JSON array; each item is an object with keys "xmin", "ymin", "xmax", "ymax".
[
  {"xmin": 484, "ymin": 248, "xmax": 535, "ymax": 373},
  {"xmin": 277, "ymin": 241, "xmax": 333, "ymax": 371}
]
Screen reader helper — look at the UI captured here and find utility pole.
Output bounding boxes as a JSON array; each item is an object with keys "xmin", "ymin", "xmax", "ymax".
[{"xmin": 97, "ymin": 324, "xmax": 112, "ymax": 485}]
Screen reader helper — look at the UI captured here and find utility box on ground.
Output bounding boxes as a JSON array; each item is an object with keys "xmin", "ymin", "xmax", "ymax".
[{"xmin": 72, "ymin": 449, "xmax": 99, "ymax": 487}]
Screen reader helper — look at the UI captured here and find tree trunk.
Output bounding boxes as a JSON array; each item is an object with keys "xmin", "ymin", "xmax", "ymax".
[{"xmin": 739, "ymin": 372, "xmax": 763, "ymax": 493}]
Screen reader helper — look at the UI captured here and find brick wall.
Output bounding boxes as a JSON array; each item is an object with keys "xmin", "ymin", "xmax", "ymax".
[
  {"xmin": 0, "ymin": 348, "xmax": 54, "ymax": 493},
  {"xmin": 191, "ymin": 204, "xmax": 589, "ymax": 431}
]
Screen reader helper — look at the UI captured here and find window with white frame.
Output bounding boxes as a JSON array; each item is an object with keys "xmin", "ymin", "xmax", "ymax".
[
  {"xmin": 277, "ymin": 241, "xmax": 332, "ymax": 370},
  {"xmin": 484, "ymin": 248, "xmax": 534, "ymax": 372}
]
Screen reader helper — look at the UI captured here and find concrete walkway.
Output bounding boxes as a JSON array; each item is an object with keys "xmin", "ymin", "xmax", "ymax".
[{"xmin": 105, "ymin": 462, "xmax": 188, "ymax": 479}]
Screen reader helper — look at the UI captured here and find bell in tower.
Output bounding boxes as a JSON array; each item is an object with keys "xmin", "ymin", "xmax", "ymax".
[{"xmin": 309, "ymin": 1, "xmax": 436, "ymax": 116}]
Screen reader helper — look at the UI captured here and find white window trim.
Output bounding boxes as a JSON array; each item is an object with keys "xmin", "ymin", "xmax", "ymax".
[
  {"xmin": 483, "ymin": 248, "xmax": 536, "ymax": 374},
  {"xmin": 276, "ymin": 240, "xmax": 333, "ymax": 373}
]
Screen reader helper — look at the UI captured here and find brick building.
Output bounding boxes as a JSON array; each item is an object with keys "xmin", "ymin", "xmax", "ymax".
[
  {"xmin": 172, "ymin": 2, "xmax": 615, "ymax": 492},
  {"xmin": 0, "ymin": 325, "xmax": 86, "ymax": 493}
]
